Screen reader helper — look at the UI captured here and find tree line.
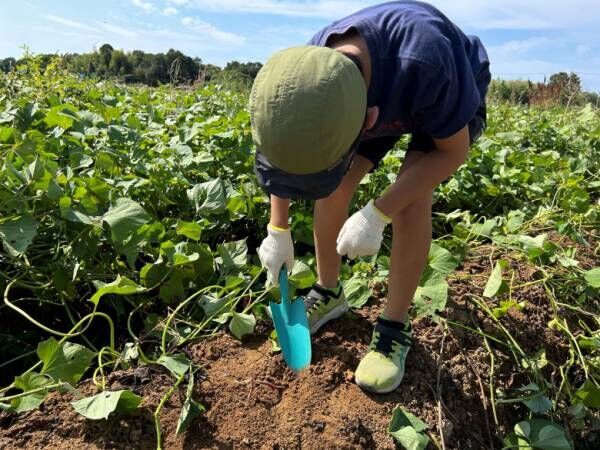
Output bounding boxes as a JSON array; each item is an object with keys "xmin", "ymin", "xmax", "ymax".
[
  {"xmin": 0, "ymin": 44, "xmax": 262, "ymax": 87},
  {"xmin": 1, "ymin": 46, "xmax": 598, "ymax": 106},
  {"xmin": 489, "ymin": 72, "xmax": 599, "ymax": 107}
]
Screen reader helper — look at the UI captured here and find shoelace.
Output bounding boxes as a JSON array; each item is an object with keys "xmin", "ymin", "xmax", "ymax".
[
  {"xmin": 303, "ymin": 284, "xmax": 340, "ymax": 311},
  {"xmin": 372, "ymin": 321, "xmax": 412, "ymax": 357}
]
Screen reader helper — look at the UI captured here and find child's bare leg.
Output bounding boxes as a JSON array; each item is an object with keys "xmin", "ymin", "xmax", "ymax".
[
  {"xmin": 384, "ymin": 151, "xmax": 432, "ymax": 322},
  {"xmin": 313, "ymin": 155, "xmax": 373, "ymax": 289}
]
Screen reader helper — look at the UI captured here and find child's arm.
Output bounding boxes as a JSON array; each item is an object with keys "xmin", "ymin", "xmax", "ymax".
[
  {"xmin": 257, "ymin": 195, "xmax": 294, "ymax": 286},
  {"xmin": 270, "ymin": 195, "xmax": 291, "ymax": 229}
]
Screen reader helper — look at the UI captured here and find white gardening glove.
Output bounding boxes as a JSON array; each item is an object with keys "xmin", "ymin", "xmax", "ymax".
[
  {"xmin": 257, "ymin": 224, "xmax": 294, "ymax": 287},
  {"xmin": 336, "ymin": 200, "xmax": 392, "ymax": 259}
]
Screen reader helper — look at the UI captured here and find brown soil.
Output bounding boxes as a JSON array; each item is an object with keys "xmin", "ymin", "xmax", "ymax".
[{"xmin": 1, "ymin": 244, "xmax": 598, "ymax": 450}]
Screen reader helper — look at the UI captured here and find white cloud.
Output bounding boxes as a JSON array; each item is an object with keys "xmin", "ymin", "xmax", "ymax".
[
  {"xmin": 33, "ymin": 26, "xmax": 102, "ymax": 40},
  {"xmin": 183, "ymin": 0, "xmax": 600, "ymax": 29},
  {"xmin": 96, "ymin": 22, "xmax": 139, "ymax": 38},
  {"xmin": 415, "ymin": 1, "xmax": 600, "ymax": 30},
  {"xmin": 45, "ymin": 15, "xmax": 98, "ymax": 33},
  {"xmin": 167, "ymin": 0, "xmax": 189, "ymax": 5},
  {"xmin": 187, "ymin": 0, "xmax": 371, "ymax": 19},
  {"xmin": 163, "ymin": 6, "xmax": 178, "ymax": 15},
  {"xmin": 131, "ymin": 0, "xmax": 156, "ymax": 12},
  {"xmin": 487, "ymin": 37, "xmax": 560, "ymax": 59},
  {"xmin": 181, "ymin": 16, "xmax": 244, "ymax": 44}
]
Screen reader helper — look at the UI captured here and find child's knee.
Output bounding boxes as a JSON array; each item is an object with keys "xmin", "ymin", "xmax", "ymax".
[{"xmin": 392, "ymin": 194, "xmax": 432, "ymax": 227}]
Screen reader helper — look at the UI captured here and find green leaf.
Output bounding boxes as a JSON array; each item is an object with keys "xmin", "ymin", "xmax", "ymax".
[
  {"xmin": 62, "ymin": 208, "xmax": 94, "ymax": 225},
  {"xmin": 289, "ymin": 261, "xmax": 316, "ymax": 289},
  {"xmin": 574, "ymin": 380, "xmax": 600, "ymax": 408},
  {"xmin": 506, "ymin": 210, "xmax": 525, "ymax": 233},
  {"xmin": 44, "ymin": 104, "xmax": 78, "ymax": 129},
  {"xmin": 389, "ymin": 405, "xmax": 428, "ymax": 432},
  {"xmin": 160, "ymin": 241, "xmax": 200, "ymax": 266},
  {"xmin": 389, "ymin": 426, "xmax": 430, "ymax": 450},
  {"xmin": 102, "ymin": 198, "xmax": 150, "ymax": 244},
  {"xmin": 388, "ymin": 406, "xmax": 430, "ymax": 450},
  {"xmin": 515, "ymin": 384, "xmax": 552, "ymax": 414},
  {"xmin": 189, "ymin": 242, "xmax": 215, "ymax": 282},
  {"xmin": 514, "ymin": 419, "xmax": 572, "ymax": 450},
  {"xmin": 412, "ymin": 275, "xmax": 448, "ymax": 318},
  {"xmin": 217, "ymin": 239, "xmax": 247, "ymax": 273},
  {"xmin": 492, "ymin": 300, "xmax": 525, "ymax": 319},
  {"xmin": 25, "ymin": 156, "xmax": 45, "ymax": 182},
  {"xmin": 10, "ymin": 372, "xmax": 52, "ymax": 413},
  {"xmin": 483, "ymin": 260, "xmax": 507, "ymax": 298},
  {"xmin": 140, "ymin": 262, "xmax": 164, "ymax": 287},
  {"xmin": 199, "ymin": 292, "xmax": 235, "ymax": 318},
  {"xmin": 343, "ymin": 275, "xmax": 372, "ymax": 308},
  {"xmin": 518, "ymin": 234, "xmax": 547, "ymax": 249},
  {"xmin": 0, "ymin": 126, "xmax": 15, "ymax": 143},
  {"xmin": 157, "ymin": 354, "xmax": 191, "ymax": 378},
  {"xmin": 583, "ymin": 268, "xmax": 600, "ymax": 288},
  {"xmin": 557, "ymin": 254, "xmax": 579, "ymax": 268},
  {"xmin": 470, "ymin": 218, "xmax": 498, "ymax": 237},
  {"xmin": 187, "ymin": 178, "xmax": 227, "ymax": 215},
  {"xmin": 71, "ymin": 390, "xmax": 142, "ymax": 420},
  {"xmin": 176, "ymin": 371, "xmax": 205, "ymax": 435},
  {"xmin": 577, "ymin": 336, "xmax": 600, "ymax": 350},
  {"xmin": 159, "ymin": 270, "xmax": 187, "ymax": 304},
  {"xmin": 269, "ymin": 329, "xmax": 281, "ymax": 353},
  {"xmin": 176, "ymin": 220, "xmax": 202, "ymax": 241},
  {"xmin": 38, "ymin": 338, "xmax": 94, "ymax": 384},
  {"xmin": 90, "ymin": 275, "xmax": 145, "ymax": 305},
  {"xmin": 0, "ymin": 215, "xmax": 38, "ymax": 256},
  {"xmin": 428, "ymin": 243, "xmax": 457, "ymax": 274},
  {"xmin": 229, "ymin": 312, "xmax": 256, "ymax": 340},
  {"xmin": 523, "ymin": 395, "xmax": 552, "ymax": 414}
]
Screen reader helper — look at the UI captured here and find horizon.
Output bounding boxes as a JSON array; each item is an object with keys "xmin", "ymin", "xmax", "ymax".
[{"xmin": 2, "ymin": 1, "xmax": 600, "ymax": 92}]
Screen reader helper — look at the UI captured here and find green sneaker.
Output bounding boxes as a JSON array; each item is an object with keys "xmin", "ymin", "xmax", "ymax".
[
  {"xmin": 303, "ymin": 283, "xmax": 349, "ymax": 335},
  {"xmin": 354, "ymin": 317, "xmax": 412, "ymax": 393}
]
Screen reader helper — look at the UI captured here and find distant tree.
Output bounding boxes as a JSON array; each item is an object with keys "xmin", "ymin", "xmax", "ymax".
[
  {"xmin": 224, "ymin": 61, "xmax": 262, "ymax": 80},
  {"xmin": 198, "ymin": 63, "xmax": 222, "ymax": 83},
  {"xmin": 99, "ymin": 44, "xmax": 114, "ymax": 67},
  {"xmin": 582, "ymin": 91, "xmax": 600, "ymax": 107},
  {"xmin": 165, "ymin": 49, "xmax": 200, "ymax": 83},
  {"xmin": 0, "ymin": 57, "xmax": 16, "ymax": 73},
  {"xmin": 109, "ymin": 50, "xmax": 132, "ymax": 76},
  {"xmin": 3, "ymin": 46, "xmax": 266, "ymax": 88},
  {"xmin": 488, "ymin": 79, "xmax": 531, "ymax": 105},
  {"xmin": 548, "ymin": 72, "xmax": 582, "ymax": 105}
]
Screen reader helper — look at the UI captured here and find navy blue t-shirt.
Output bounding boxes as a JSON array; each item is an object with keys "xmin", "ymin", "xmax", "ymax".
[{"xmin": 308, "ymin": 1, "xmax": 491, "ymax": 140}]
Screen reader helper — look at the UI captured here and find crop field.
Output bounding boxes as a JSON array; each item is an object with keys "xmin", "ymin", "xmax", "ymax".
[{"xmin": 0, "ymin": 57, "xmax": 599, "ymax": 449}]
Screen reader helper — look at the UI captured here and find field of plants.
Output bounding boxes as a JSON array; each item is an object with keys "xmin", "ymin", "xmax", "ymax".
[{"xmin": 0, "ymin": 56, "xmax": 599, "ymax": 450}]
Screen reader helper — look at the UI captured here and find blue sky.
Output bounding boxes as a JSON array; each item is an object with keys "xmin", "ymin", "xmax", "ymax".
[{"xmin": 2, "ymin": 0, "xmax": 600, "ymax": 91}]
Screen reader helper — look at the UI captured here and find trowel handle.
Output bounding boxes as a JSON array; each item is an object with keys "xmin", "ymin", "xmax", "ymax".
[{"xmin": 279, "ymin": 266, "xmax": 289, "ymax": 305}]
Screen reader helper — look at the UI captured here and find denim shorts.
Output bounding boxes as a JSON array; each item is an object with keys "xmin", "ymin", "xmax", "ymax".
[{"xmin": 356, "ymin": 103, "xmax": 487, "ymax": 170}]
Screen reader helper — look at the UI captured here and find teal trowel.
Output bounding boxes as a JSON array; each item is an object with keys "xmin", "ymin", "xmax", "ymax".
[{"xmin": 269, "ymin": 266, "xmax": 312, "ymax": 371}]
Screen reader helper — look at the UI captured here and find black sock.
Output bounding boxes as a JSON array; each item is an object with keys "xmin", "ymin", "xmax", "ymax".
[
  {"xmin": 314, "ymin": 282, "xmax": 342, "ymax": 298},
  {"xmin": 377, "ymin": 316, "xmax": 411, "ymax": 332}
]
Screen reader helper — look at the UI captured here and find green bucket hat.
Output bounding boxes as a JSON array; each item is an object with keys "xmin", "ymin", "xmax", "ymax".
[{"xmin": 249, "ymin": 46, "xmax": 367, "ymax": 175}]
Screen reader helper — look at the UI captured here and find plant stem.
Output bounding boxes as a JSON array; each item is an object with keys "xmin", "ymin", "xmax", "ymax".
[{"xmin": 154, "ymin": 369, "xmax": 187, "ymax": 450}]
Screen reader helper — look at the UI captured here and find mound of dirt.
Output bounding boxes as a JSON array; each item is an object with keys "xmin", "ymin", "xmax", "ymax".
[{"xmin": 1, "ymin": 248, "xmax": 598, "ymax": 449}]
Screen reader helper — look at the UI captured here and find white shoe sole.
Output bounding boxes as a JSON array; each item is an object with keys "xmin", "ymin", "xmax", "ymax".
[
  {"xmin": 309, "ymin": 302, "xmax": 349, "ymax": 335},
  {"xmin": 355, "ymin": 374, "xmax": 403, "ymax": 394}
]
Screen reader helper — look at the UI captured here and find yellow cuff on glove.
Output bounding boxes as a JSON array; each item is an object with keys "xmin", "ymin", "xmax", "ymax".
[
  {"xmin": 268, "ymin": 223, "xmax": 289, "ymax": 232},
  {"xmin": 371, "ymin": 201, "xmax": 392, "ymax": 224}
]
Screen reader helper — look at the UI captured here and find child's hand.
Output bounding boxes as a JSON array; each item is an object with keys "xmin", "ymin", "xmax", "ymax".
[
  {"xmin": 336, "ymin": 200, "xmax": 391, "ymax": 259},
  {"xmin": 257, "ymin": 224, "xmax": 294, "ymax": 286}
]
